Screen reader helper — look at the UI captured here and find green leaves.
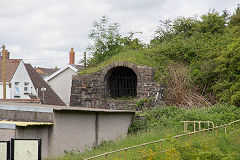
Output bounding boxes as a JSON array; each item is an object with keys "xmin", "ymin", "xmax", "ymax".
[
  {"xmin": 150, "ymin": 8, "xmax": 239, "ymax": 106},
  {"xmin": 197, "ymin": 10, "xmax": 226, "ymax": 34},
  {"xmin": 87, "ymin": 16, "xmax": 121, "ymax": 65},
  {"xmin": 229, "ymin": 4, "xmax": 240, "ymax": 27},
  {"xmin": 212, "ymin": 38, "xmax": 240, "ymax": 106},
  {"xmin": 87, "ymin": 17, "xmax": 144, "ymax": 66}
]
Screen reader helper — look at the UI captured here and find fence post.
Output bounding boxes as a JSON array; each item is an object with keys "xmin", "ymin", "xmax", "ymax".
[
  {"xmin": 215, "ymin": 128, "xmax": 218, "ymax": 136},
  {"xmin": 198, "ymin": 122, "xmax": 201, "ymax": 131},
  {"xmin": 189, "ymin": 134, "xmax": 191, "ymax": 145},
  {"xmin": 194, "ymin": 121, "xmax": 196, "ymax": 132},
  {"xmin": 224, "ymin": 124, "xmax": 227, "ymax": 134},
  {"xmin": 124, "ymin": 148, "xmax": 127, "ymax": 160},
  {"xmin": 143, "ymin": 144, "xmax": 146, "ymax": 158},
  {"xmin": 208, "ymin": 121, "xmax": 210, "ymax": 130},
  {"xmin": 105, "ymin": 153, "xmax": 108, "ymax": 160}
]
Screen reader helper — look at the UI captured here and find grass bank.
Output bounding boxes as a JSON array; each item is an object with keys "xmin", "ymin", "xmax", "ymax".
[
  {"xmin": 58, "ymin": 105, "xmax": 240, "ymax": 160},
  {"xmin": 78, "ymin": 49, "xmax": 170, "ymax": 83}
]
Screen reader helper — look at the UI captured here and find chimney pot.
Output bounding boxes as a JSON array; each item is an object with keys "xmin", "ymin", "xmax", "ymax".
[{"xmin": 69, "ymin": 48, "xmax": 75, "ymax": 65}]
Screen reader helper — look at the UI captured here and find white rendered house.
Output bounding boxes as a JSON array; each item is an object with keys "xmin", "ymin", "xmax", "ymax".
[
  {"xmin": 44, "ymin": 48, "xmax": 83, "ymax": 106},
  {"xmin": 0, "ymin": 59, "xmax": 37, "ymax": 99},
  {"xmin": 0, "ymin": 53, "xmax": 65, "ymax": 105}
]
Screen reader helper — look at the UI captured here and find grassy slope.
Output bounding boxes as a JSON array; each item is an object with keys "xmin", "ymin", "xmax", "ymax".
[
  {"xmin": 78, "ymin": 49, "xmax": 170, "ymax": 83},
  {"xmin": 58, "ymin": 105, "xmax": 240, "ymax": 160},
  {"xmin": 79, "ymin": 50, "xmax": 151, "ymax": 74}
]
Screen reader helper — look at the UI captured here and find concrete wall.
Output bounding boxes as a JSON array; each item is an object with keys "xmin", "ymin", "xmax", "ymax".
[
  {"xmin": 0, "ymin": 103, "xmax": 134, "ymax": 159},
  {"xmin": 48, "ymin": 110, "xmax": 134, "ymax": 158},
  {"xmin": 49, "ymin": 111, "xmax": 96, "ymax": 157},
  {"xmin": 0, "ymin": 128, "xmax": 15, "ymax": 140},
  {"xmin": 47, "ymin": 68, "xmax": 77, "ymax": 106},
  {"xmin": 0, "ymin": 104, "xmax": 54, "ymax": 122},
  {"xmin": 10, "ymin": 111, "xmax": 133, "ymax": 158},
  {"xmin": 98, "ymin": 112, "xmax": 133, "ymax": 144},
  {"xmin": 16, "ymin": 126, "xmax": 50, "ymax": 158}
]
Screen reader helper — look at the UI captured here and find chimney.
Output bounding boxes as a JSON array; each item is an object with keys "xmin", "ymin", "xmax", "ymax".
[
  {"xmin": 5, "ymin": 50, "xmax": 10, "ymax": 59},
  {"xmin": 1, "ymin": 50, "xmax": 10, "ymax": 59},
  {"xmin": 69, "ymin": 48, "xmax": 75, "ymax": 65}
]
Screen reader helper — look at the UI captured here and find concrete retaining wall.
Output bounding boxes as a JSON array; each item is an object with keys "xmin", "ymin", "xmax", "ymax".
[
  {"xmin": 49, "ymin": 111, "xmax": 96, "ymax": 157},
  {"xmin": 0, "ymin": 103, "xmax": 135, "ymax": 159}
]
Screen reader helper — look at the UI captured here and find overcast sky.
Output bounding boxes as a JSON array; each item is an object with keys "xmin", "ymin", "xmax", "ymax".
[{"xmin": 0, "ymin": 0, "xmax": 239, "ymax": 68}]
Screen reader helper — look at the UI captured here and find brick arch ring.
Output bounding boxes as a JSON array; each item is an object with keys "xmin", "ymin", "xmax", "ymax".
[{"xmin": 100, "ymin": 61, "xmax": 142, "ymax": 83}]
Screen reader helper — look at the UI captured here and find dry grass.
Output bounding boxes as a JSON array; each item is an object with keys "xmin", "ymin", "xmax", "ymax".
[{"xmin": 165, "ymin": 64, "xmax": 212, "ymax": 108}]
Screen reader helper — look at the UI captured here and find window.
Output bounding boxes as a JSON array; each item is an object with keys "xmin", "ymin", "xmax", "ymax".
[
  {"xmin": 14, "ymin": 82, "xmax": 21, "ymax": 95},
  {"xmin": 24, "ymin": 82, "xmax": 29, "ymax": 94}
]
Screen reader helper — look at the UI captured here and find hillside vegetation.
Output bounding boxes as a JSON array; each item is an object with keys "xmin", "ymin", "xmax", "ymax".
[{"xmin": 80, "ymin": 7, "xmax": 240, "ymax": 107}]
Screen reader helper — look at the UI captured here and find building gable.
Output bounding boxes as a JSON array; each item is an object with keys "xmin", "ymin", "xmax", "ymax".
[
  {"xmin": 44, "ymin": 64, "xmax": 79, "ymax": 82},
  {"xmin": 10, "ymin": 60, "xmax": 36, "ymax": 99}
]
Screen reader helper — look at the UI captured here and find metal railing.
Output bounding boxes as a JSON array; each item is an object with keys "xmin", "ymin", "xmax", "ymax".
[
  {"xmin": 85, "ymin": 119, "xmax": 240, "ymax": 160},
  {"xmin": 181, "ymin": 121, "xmax": 214, "ymax": 133}
]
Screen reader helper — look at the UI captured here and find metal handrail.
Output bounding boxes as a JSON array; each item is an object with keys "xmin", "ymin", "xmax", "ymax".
[
  {"xmin": 85, "ymin": 119, "xmax": 240, "ymax": 160},
  {"xmin": 181, "ymin": 121, "xmax": 215, "ymax": 133}
]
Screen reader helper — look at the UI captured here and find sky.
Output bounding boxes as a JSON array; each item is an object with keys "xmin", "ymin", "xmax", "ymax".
[{"xmin": 0, "ymin": 0, "xmax": 239, "ymax": 68}]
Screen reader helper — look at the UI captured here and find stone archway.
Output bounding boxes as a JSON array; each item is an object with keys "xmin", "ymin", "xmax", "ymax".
[
  {"xmin": 70, "ymin": 61, "xmax": 164, "ymax": 109},
  {"xmin": 101, "ymin": 62, "xmax": 142, "ymax": 98},
  {"xmin": 105, "ymin": 66, "xmax": 137, "ymax": 98}
]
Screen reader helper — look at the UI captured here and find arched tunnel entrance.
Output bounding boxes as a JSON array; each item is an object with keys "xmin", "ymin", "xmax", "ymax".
[{"xmin": 106, "ymin": 66, "xmax": 137, "ymax": 98}]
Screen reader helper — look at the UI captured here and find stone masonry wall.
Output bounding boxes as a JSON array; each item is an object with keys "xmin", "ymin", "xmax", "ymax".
[{"xmin": 70, "ymin": 61, "xmax": 164, "ymax": 109}]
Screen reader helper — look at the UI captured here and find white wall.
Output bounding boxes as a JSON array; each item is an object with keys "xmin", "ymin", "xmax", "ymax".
[
  {"xmin": 47, "ymin": 68, "xmax": 76, "ymax": 106},
  {"xmin": 10, "ymin": 61, "xmax": 37, "ymax": 99},
  {"xmin": 0, "ymin": 83, "xmax": 11, "ymax": 99},
  {"xmin": 0, "ymin": 61, "xmax": 37, "ymax": 99}
]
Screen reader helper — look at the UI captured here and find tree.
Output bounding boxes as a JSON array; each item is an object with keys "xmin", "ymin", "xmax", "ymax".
[
  {"xmin": 120, "ymin": 31, "xmax": 144, "ymax": 50},
  {"xmin": 151, "ymin": 17, "xmax": 198, "ymax": 45},
  {"xmin": 229, "ymin": 4, "xmax": 240, "ymax": 27},
  {"xmin": 87, "ymin": 16, "xmax": 121, "ymax": 65},
  {"xmin": 212, "ymin": 38, "xmax": 240, "ymax": 106},
  {"xmin": 197, "ymin": 10, "xmax": 226, "ymax": 34}
]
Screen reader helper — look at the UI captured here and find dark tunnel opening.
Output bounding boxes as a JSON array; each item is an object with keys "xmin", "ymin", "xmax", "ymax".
[{"xmin": 106, "ymin": 66, "xmax": 137, "ymax": 98}]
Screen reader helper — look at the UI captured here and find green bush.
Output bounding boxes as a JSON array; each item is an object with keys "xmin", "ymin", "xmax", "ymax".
[
  {"xmin": 128, "ymin": 118, "xmax": 147, "ymax": 134},
  {"xmin": 128, "ymin": 105, "xmax": 240, "ymax": 133}
]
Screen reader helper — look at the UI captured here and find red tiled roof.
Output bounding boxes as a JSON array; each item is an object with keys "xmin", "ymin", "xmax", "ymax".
[
  {"xmin": 0, "ymin": 59, "xmax": 21, "ymax": 82},
  {"xmin": 24, "ymin": 63, "xmax": 66, "ymax": 106},
  {"xmin": 36, "ymin": 67, "xmax": 58, "ymax": 76}
]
